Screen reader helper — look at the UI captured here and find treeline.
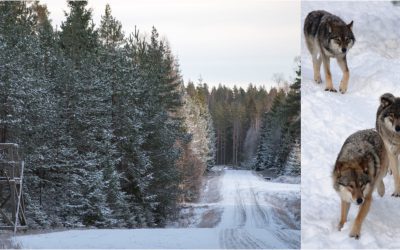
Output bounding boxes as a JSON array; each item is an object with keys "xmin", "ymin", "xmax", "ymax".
[
  {"xmin": 186, "ymin": 83, "xmax": 279, "ymax": 167},
  {"xmin": 254, "ymin": 64, "xmax": 301, "ymax": 176},
  {"xmin": 0, "ymin": 1, "xmax": 214, "ymax": 228}
]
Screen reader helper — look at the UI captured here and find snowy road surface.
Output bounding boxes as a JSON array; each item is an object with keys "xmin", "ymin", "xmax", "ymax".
[
  {"xmin": 301, "ymin": 2, "xmax": 400, "ymax": 248},
  {"xmin": 14, "ymin": 169, "xmax": 300, "ymax": 249},
  {"xmin": 216, "ymin": 170, "xmax": 300, "ymax": 249}
]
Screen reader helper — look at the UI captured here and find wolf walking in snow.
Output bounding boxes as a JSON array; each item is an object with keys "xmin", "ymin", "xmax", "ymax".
[
  {"xmin": 376, "ymin": 93, "xmax": 400, "ymax": 197},
  {"xmin": 304, "ymin": 10, "xmax": 355, "ymax": 93},
  {"xmin": 333, "ymin": 129, "xmax": 388, "ymax": 239}
]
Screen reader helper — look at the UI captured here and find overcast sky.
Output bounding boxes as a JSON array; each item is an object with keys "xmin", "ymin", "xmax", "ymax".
[{"xmin": 42, "ymin": 0, "xmax": 300, "ymax": 89}]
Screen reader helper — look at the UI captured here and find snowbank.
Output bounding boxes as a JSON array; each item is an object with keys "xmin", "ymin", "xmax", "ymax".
[
  {"xmin": 273, "ymin": 175, "xmax": 301, "ymax": 184},
  {"xmin": 15, "ymin": 228, "xmax": 221, "ymax": 249},
  {"xmin": 302, "ymin": 2, "xmax": 400, "ymax": 248}
]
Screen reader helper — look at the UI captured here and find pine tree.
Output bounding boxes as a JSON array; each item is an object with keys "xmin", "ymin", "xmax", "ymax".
[
  {"xmin": 57, "ymin": 0, "xmax": 112, "ymax": 227},
  {"xmin": 141, "ymin": 29, "xmax": 186, "ymax": 225},
  {"xmin": 99, "ymin": 4, "xmax": 124, "ymax": 48},
  {"xmin": 284, "ymin": 139, "xmax": 300, "ymax": 176},
  {"xmin": 59, "ymin": 1, "xmax": 98, "ymax": 62},
  {"xmin": 97, "ymin": 3, "xmax": 134, "ymax": 227}
]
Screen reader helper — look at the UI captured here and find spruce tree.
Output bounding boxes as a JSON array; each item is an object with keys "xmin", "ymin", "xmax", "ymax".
[
  {"xmin": 58, "ymin": 0, "xmax": 112, "ymax": 227},
  {"xmin": 59, "ymin": 1, "xmax": 98, "ymax": 62}
]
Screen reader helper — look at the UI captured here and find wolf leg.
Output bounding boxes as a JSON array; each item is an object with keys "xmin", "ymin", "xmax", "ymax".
[
  {"xmin": 377, "ymin": 179, "xmax": 385, "ymax": 197},
  {"xmin": 312, "ymin": 54, "xmax": 322, "ymax": 84},
  {"xmin": 338, "ymin": 200, "xmax": 350, "ymax": 231},
  {"xmin": 306, "ymin": 36, "xmax": 322, "ymax": 84},
  {"xmin": 349, "ymin": 195, "xmax": 372, "ymax": 239},
  {"xmin": 337, "ymin": 57, "xmax": 350, "ymax": 94},
  {"xmin": 322, "ymin": 54, "xmax": 336, "ymax": 92},
  {"xmin": 391, "ymin": 155, "xmax": 400, "ymax": 196}
]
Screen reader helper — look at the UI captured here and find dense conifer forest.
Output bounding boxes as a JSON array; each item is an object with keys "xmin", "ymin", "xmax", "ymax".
[
  {"xmin": 0, "ymin": 1, "xmax": 300, "ymax": 229},
  {"xmin": 255, "ymin": 66, "xmax": 301, "ymax": 176}
]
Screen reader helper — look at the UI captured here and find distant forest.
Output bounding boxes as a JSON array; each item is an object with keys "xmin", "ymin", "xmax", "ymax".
[
  {"xmin": 187, "ymin": 83, "xmax": 275, "ymax": 166},
  {"xmin": 186, "ymin": 66, "xmax": 300, "ymax": 175},
  {"xmin": 0, "ymin": 1, "xmax": 299, "ymax": 229}
]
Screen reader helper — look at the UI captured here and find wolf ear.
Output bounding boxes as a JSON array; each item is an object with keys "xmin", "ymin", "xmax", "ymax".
[
  {"xmin": 380, "ymin": 93, "xmax": 395, "ymax": 108},
  {"xmin": 347, "ymin": 21, "xmax": 353, "ymax": 30},
  {"xmin": 334, "ymin": 162, "xmax": 343, "ymax": 176}
]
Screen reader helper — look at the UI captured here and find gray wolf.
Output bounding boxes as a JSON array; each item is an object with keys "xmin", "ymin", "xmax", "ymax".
[
  {"xmin": 304, "ymin": 10, "xmax": 355, "ymax": 93},
  {"xmin": 333, "ymin": 129, "xmax": 388, "ymax": 239},
  {"xmin": 376, "ymin": 93, "xmax": 400, "ymax": 196}
]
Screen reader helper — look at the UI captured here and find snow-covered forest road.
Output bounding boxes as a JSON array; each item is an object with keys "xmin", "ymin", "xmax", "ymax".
[
  {"xmin": 216, "ymin": 170, "xmax": 300, "ymax": 249},
  {"xmin": 13, "ymin": 168, "xmax": 300, "ymax": 249}
]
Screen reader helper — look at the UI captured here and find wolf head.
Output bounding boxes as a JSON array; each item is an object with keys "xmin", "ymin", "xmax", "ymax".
[
  {"xmin": 334, "ymin": 160, "xmax": 372, "ymax": 205},
  {"xmin": 328, "ymin": 21, "xmax": 355, "ymax": 55},
  {"xmin": 377, "ymin": 93, "xmax": 400, "ymax": 134}
]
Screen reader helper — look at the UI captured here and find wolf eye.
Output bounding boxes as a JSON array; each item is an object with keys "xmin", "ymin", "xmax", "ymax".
[{"xmin": 348, "ymin": 184, "xmax": 354, "ymax": 189}]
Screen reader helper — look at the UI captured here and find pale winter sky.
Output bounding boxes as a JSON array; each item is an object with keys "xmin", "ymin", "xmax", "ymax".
[{"xmin": 42, "ymin": 0, "xmax": 300, "ymax": 89}]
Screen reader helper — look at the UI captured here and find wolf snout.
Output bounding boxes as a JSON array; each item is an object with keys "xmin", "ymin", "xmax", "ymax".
[
  {"xmin": 395, "ymin": 125, "xmax": 400, "ymax": 132},
  {"xmin": 356, "ymin": 198, "xmax": 363, "ymax": 205},
  {"xmin": 342, "ymin": 48, "xmax": 347, "ymax": 53}
]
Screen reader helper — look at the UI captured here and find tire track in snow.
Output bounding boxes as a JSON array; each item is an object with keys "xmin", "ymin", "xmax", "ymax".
[
  {"xmin": 219, "ymin": 228, "xmax": 268, "ymax": 249},
  {"xmin": 216, "ymin": 169, "xmax": 300, "ymax": 249}
]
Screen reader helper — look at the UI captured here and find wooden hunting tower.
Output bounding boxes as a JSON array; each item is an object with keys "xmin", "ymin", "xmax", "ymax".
[{"xmin": 0, "ymin": 143, "xmax": 27, "ymax": 232}]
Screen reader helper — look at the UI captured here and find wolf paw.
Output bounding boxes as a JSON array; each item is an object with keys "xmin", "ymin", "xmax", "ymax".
[
  {"xmin": 337, "ymin": 222, "xmax": 344, "ymax": 231},
  {"xmin": 391, "ymin": 191, "xmax": 400, "ymax": 197},
  {"xmin": 324, "ymin": 88, "xmax": 337, "ymax": 92},
  {"xmin": 339, "ymin": 82, "xmax": 347, "ymax": 94},
  {"xmin": 314, "ymin": 77, "xmax": 322, "ymax": 84},
  {"xmin": 378, "ymin": 180, "xmax": 385, "ymax": 197},
  {"xmin": 349, "ymin": 227, "xmax": 360, "ymax": 240}
]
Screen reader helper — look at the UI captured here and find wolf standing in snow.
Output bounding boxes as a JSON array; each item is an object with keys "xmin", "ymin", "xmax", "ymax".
[
  {"xmin": 333, "ymin": 129, "xmax": 388, "ymax": 239},
  {"xmin": 376, "ymin": 93, "xmax": 400, "ymax": 197},
  {"xmin": 304, "ymin": 10, "xmax": 355, "ymax": 93}
]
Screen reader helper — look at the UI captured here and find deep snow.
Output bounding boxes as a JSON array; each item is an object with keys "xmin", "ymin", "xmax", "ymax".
[
  {"xmin": 14, "ymin": 169, "xmax": 300, "ymax": 249},
  {"xmin": 301, "ymin": 1, "xmax": 400, "ymax": 248}
]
